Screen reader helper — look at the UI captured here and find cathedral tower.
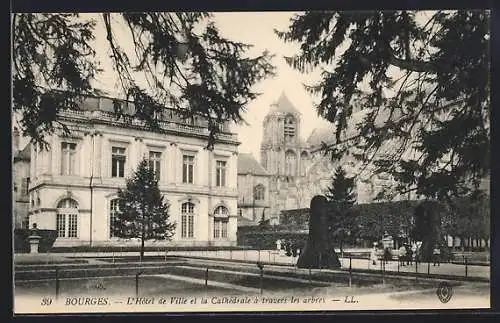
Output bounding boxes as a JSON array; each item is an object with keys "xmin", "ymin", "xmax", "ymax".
[
  {"xmin": 260, "ymin": 92, "xmax": 309, "ymax": 177},
  {"xmin": 260, "ymin": 92, "xmax": 311, "ymax": 221}
]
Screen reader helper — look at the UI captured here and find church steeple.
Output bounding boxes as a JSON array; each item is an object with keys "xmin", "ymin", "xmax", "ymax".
[
  {"xmin": 260, "ymin": 92, "xmax": 304, "ymax": 177},
  {"xmin": 269, "ymin": 91, "xmax": 301, "ymax": 116},
  {"xmin": 262, "ymin": 91, "xmax": 301, "ymax": 148}
]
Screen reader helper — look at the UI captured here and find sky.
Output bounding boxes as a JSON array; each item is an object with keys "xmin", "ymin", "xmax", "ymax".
[
  {"xmin": 209, "ymin": 12, "xmax": 332, "ymax": 159},
  {"xmin": 13, "ymin": 11, "xmax": 462, "ymax": 161},
  {"xmin": 16, "ymin": 12, "xmax": 332, "ymax": 161}
]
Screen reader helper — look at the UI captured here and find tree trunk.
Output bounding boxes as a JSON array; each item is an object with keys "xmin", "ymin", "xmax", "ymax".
[
  {"xmin": 140, "ymin": 208, "xmax": 146, "ymax": 262},
  {"xmin": 140, "ymin": 234, "xmax": 145, "ymax": 262}
]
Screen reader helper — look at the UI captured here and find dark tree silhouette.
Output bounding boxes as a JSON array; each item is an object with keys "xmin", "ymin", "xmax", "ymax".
[
  {"xmin": 412, "ymin": 200, "xmax": 445, "ymax": 262},
  {"xmin": 12, "ymin": 13, "xmax": 275, "ymax": 149},
  {"xmin": 276, "ymin": 10, "xmax": 490, "ymax": 201},
  {"xmin": 325, "ymin": 166, "xmax": 357, "ymax": 254},
  {"xmin": 325, "ymin": 166, "xmax": 356, "ymax": 207},
  {"xmin": 114, "ymin": 159, "xmax": 175, "ymax": 261},
  {"xmin": 297, "ymin": 195, "xmax": 341, "ymax": 269}
]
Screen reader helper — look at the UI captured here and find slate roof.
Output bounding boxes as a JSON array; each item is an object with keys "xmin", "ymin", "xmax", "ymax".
[
  {"xmin": 237, "ymin": 153, "xmax": 269, "ymax": 176},
  {"xmin": 306, "ymin": 127, "xmax": 335, "ymax": 149},
  {"xmin": 306, "ymin": 108, "xmax": 373, "ymax": 149},
  {"xmin": 268, "ymin": 92, "xmax": 300, "ymax": 115}
]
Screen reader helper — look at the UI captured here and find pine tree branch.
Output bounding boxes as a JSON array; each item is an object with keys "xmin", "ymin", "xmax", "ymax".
[
  {"xmin": 102, "ymin": 13, "xmax": 133, "ymax": 96},
  {"xmin": 388, "ymin": 53, "xmax": 436, "ymax": 73}
]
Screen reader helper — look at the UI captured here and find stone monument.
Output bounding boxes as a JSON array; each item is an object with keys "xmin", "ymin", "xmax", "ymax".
[
  {"xmin": 27, "ymin": 223, "xmax": 42, "ymax": 254},
  {"xmin": 297, "ymin": 195, "xmax": 341, "ymax": 269}
]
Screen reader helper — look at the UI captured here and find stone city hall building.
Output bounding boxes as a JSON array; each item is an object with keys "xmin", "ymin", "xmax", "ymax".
[{"xmin": 12, "ymin": 94, "xmax": 240, "ymax": 247}]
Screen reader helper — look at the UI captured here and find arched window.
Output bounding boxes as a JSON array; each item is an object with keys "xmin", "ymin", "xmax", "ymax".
[
  {"xmin": 109, "ymin": 199, "xmax": 120, "ymax": 238},
  {"xmin": 213, "ymin": 205, "xmax": 229, "ymax": 239},
  {"xmin": 285, "ymin": 150, "xmax": 296, "ymax": 176},
  {"xmin": 284, "ymin": 115, "xmax": 296, "ymax": 141},
  {"xmin": 254, "ymin": 184, "xmax": 265, "ymax": 201},
  {"xmin": 300, "ymin": 151, "xmax": 309, "ymax": 176},
  {"xmin": 56, "ymin": 198, "xmax": 79, "ymax": 238},
  {"xmin": 181, "ymin": 202, "xmax": 195, "ymax": 238}
]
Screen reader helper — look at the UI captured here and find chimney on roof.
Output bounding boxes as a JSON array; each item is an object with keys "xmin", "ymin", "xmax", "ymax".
[{"xmin": 13, "ymin": 127, "xmax": 19, "ymax": 153}]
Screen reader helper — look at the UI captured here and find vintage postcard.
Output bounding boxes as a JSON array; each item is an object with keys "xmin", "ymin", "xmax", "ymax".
[{"xmin": 12, "ymin": 10, "xmax": 491, "ymax": 314}]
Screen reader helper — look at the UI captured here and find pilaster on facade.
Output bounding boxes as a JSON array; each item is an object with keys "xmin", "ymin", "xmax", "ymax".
[
  {"xmin": 131, "ymin": 136, "xmax": 144, "ymax": 172},
  {"xmin": 81, "ymin": 132, "xmax": 91, "ymax": 178},
  {"xmin": 169, "ymin": 142, "xmax": 178, "ymax": 185},
  {"xmin": 94, "ymin": 131, "xmax": 103, "ymax": 178},
  {"xmin": 20, "ymin": 94, "xmax": 240, "ymax": 247}
]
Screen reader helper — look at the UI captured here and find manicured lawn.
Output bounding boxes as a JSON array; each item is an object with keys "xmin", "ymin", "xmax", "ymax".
[
  {"xmin": 15, "ymin": 275, "xmax": 242, "ymax": 298},
  {"xmin": 14, "ymin": 253, "xmax": 88, "ymax": 265}
]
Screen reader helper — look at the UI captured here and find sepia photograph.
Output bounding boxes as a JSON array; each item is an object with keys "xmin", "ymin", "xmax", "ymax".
[{"xmin": 11, "ymin": 9, "xmax": 491, "ymax": 314}]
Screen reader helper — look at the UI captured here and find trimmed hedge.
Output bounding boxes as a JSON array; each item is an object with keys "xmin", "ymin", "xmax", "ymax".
[
  {"xmin": 237, "ymin": 228, "xmax": 308, "ymax": 250},
  {"xmin": 14, "ymin": 229, "xmax": 57, "ymax": 253}
]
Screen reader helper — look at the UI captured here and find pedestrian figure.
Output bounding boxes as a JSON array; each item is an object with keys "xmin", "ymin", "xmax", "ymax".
[
  {"xmin": 370, "ymin": 242, "xmax": 378, "ymax": 267},
  {"xmin": 433, "ymin": 244, "xmax": 441, "ymax": 266},
  {"xmin": 285, "ymin": 240, "xmax": 292, "ymax": 256},
  {"xmin": 291, "ymin": 241, "xmax": 298, "ymax": 257},
  {"xmin": 411, "ymin": 243, "xmax": 420, "ymax": 265},
  {"xmin": 405, "ymin": 244, "xmax": 413, "ymax": 265},
  {"xmin": 398, "ymin": 244, "xmax": 407, "ymax": 266}
]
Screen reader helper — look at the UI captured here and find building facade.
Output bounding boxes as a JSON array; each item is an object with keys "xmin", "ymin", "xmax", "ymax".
[
  {"xmin": 25, "ymin": 94, "xmax": 240, "ymax": 247},
  {"xmin": 259, "ymin": 93, "xmax": 413, "ymax": 222},
  {"xmin": 12, "ymin": 127, "xmax": 31, "ymax": 230},
  {"xmin": 236, "ymin": 153, "xmax": 272, "ymax": 226}
]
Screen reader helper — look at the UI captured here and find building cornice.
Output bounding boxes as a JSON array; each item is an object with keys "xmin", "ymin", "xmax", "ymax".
[
  {"xmin": 58, "ymin": 110, "xmax": 240, "ymax": 146},
  {"xmin": 27, "ymin": 179, "xmax": 239, "ymax": 199}
]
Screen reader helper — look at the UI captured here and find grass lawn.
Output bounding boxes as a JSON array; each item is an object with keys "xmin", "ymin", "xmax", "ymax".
[
  {"xmin": 14, "ymin": 253, "xmax": 89, "ymax": 265},
  {"xmin": 15, "ymin": 275, "xmax": 244, "ymax": 298},
  {"xmin": 15, "ymin": 270, "xmax": 446, "ymax": 300}
]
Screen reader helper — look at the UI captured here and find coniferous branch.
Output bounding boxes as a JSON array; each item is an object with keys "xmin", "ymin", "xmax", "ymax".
[
  {"xmin": 12, "ymin": 12, "xmax": 276, "ymax": 150},
  {"xmin": 277, "ymin": 10, "xmax": 490, "ymax": 200},
  {"xmin": 113, "ymin": 159, "xmax": 176, "ymax": 259}
]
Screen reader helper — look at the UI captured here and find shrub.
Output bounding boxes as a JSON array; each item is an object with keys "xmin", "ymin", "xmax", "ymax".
[{"xmin": 237, "ymin": 227, "xmax": 308, "ymax": 250}]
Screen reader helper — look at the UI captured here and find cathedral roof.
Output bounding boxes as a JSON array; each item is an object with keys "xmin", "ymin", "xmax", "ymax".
[
  {"xmin": 268, "ymin": 92, "xmax": 300, "ymax": 115},
  {"xmin": 237, "ymin": 153, "xmax": 269, "ymax": 176},
  {"xmin": 306, "ymin": 109, "xmax": 372, "ymax": 150},
  {"xmin": 306, "ymin": 127, "xmax": 335, "ymax": 149},
  {"xmin": 14, "ymin": 143, "xmax": 31, "ymax": 161}
]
